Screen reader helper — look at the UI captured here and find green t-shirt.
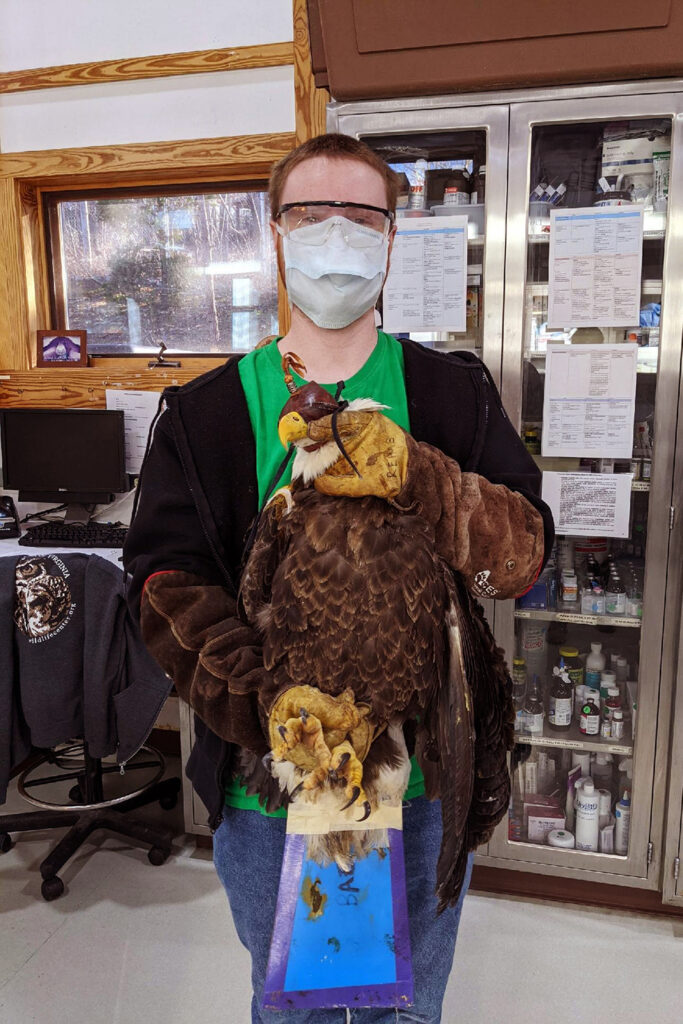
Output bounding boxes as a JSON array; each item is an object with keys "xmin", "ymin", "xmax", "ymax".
[{"xmin": 225, "ymin": 331, "xmax": 426, "ymax": 814}]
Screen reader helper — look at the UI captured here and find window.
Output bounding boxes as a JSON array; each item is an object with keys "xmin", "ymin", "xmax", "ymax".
[{"xmin": 45, "ymin": 184, "xmax": 279, "ymax": 356}]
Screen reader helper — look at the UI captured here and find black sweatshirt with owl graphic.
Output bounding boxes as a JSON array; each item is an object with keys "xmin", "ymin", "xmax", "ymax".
[{"xmin": 0, "ymin": 552, "xmax": 172, "ymax": 803}]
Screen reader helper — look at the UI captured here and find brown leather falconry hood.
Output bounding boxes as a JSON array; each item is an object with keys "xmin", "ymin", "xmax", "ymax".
[{"xmin": 278, "ymin": 351, "xmax": 342, "ymax": 426}]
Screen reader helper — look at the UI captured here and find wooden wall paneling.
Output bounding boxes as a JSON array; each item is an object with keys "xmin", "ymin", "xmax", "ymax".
[
  {"xmin": 277, "ymin": 0, "xmax": 331, "ymax": 336},
  {"xmin": 0, "ymin": 133, "xmax": 296, "ymax": 186},
  {"xmin": 19, "ymin": 183, "xmax": 51, "ymax": 352},
  {"xmin": 0, "ymin": 179, "xmax": 30, "ymax": 370},
  {"xmin": 293, "ymin": 0, "xmax": 329, "ymax": 145},
  {"xmin": 0, "ymin": 42, "xmax": 295, "ymax": 94}
]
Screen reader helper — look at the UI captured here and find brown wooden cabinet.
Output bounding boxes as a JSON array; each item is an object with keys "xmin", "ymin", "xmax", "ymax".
[{"xmin": 309, "ymin": 0, "xmax": 683, "ymax": 100}]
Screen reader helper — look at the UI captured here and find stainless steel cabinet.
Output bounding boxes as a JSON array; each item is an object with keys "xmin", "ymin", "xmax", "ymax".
[{"xmin": 330, "ymin": 80, "xmax": 683, "ymax": 896}]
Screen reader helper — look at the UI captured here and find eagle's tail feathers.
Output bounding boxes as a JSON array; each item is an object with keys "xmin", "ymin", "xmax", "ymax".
[{"xmin": 432, "ymin": 581, "xmax": 476, "ymax": 913}]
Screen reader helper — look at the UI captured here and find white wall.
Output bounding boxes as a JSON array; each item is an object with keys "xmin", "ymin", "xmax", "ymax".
[
  {"xmin": 0, "ymin": 0, "xmax": 295, "ymax": 152},
  {"xmin": 0, "ymin": 68, "xmax": 295, "ymax": 151},
  {"xmin": 0, "ymin": 0, "xmax": 292, "ymax": 71}
]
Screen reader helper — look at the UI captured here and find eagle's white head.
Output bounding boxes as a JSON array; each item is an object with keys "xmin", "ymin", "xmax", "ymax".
[{"xmin": 279, "ymin": 397, "xmax": 387, "ymax": 484}]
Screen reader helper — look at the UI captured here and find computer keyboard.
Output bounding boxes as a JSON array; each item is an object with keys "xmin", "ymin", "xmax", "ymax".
[{"xmin": 19, "ymin": 521, "xmax": 128, "ymax": 549}]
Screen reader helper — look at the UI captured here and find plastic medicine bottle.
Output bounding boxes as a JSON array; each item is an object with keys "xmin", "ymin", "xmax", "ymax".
[{"xmin": 585, "ymin": 642, "xmax": 605, "ymax": 689}]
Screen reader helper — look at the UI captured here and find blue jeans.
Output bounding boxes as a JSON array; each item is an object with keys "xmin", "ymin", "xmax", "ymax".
[{"xmin": 213, "ymin": 797, "xmax": 474, "ymax": 1023}]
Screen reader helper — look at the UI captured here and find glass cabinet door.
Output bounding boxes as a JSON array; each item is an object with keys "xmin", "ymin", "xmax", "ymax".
[
  {"xmin": 331, "ymin": 104, "xmax": 509, "ymax": 384},
  {"xmin": 492, "ymin": 95, "xmax": 683, "ymax": 881}
]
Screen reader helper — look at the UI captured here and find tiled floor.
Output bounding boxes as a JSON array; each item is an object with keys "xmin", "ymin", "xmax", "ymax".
[{"xmin": 1, "ymin": 757, "xmax": 682, "ymax": 1024}]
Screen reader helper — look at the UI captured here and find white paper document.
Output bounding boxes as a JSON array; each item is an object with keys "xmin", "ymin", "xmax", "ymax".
[
  {"xmin": 382, "ymin": 215, "xmax": 467, "ymax": 333},
  {"xmin": 542, "ymin": 343, "xmax": 638, "ymax": 458},
  {"xmin": 542, "ymin": 472, "xmax": 633, "ymax": 538},
  {"xmin": 105, "ymin": 389, "xmax": 161, "ymax": 475},
  {"xmin": 548, "ymin": 206, "xmax": 643, "ymax": 327}
]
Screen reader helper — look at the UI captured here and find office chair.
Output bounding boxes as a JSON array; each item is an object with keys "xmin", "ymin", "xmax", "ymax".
[{"xmin": 0, "ymin": 740, "xmax": 181, "ymax": 901}]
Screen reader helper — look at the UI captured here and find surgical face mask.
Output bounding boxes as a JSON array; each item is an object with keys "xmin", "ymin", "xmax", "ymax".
[{"xmin": 280, "ymin": 216, "xmax": 389, "ymax": 330}]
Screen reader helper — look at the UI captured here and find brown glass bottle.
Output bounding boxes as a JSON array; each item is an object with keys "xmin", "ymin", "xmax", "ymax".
[{"xmin": 548, "ymin": 667, "xmax": 573, "ymax": 731}]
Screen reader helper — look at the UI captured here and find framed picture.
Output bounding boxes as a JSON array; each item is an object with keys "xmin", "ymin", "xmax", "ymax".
[{"xmin": 36, "ymin": 330, "xmax": 88, "ymax": 367}]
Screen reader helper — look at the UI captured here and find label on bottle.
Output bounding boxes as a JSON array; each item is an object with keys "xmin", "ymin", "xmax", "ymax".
[
  {"xmin": 585, "ymin": 669, "xmax": 601, "ymax": 688},
  {"xmin": 606, "ymin": 591, "xmax": 627, "ymax": 615},
  {"xmin": 549, "ymin": 697, "xmax": 572, "ymax": 727},
  {"xmin": 525, "ymin": 712, "xmax": 544, "ymax": 734},
  {"xmin": 612, "ymin": 718, "xmax": 625, "ymax": 740},
  {"xmin": 565, "ymin": 666, "xmax": 584, "ymax": 688},
  {"xmin": 580, "ymin": 711, "xmax": 600, "ymax": 735}
]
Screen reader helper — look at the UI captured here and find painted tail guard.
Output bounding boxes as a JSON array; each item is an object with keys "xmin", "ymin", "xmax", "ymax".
[{"xmin": 262, "ymin": 827, "xmax": 414, "ymax": 1011}]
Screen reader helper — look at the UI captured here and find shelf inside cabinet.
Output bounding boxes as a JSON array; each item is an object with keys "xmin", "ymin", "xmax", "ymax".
[
  {"xmin": 515, "ymin": 719, "xmax": 633, "ymax": 756},
  {"xmin": 514, "ymin": 608, "xmax": 642, "ymax": 628}
]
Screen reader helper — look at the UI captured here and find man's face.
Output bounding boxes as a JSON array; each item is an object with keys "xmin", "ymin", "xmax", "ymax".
[{"xmin": 270, "ymin": 155, "xmax": 396, "ymax": 282}]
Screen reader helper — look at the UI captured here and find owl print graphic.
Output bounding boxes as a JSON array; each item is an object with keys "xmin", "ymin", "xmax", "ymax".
[{"xmin": 14, "ymin": 555, "xmax": 76, "ymax": 643}]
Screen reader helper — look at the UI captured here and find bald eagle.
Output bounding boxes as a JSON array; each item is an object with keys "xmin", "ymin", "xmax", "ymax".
[{"xmin": 238, "ymin": 354, "xmax": 520, "ymax": 912}]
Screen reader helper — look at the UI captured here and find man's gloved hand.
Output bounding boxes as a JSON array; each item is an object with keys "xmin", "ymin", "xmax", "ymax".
[{"xmin": 308, "ymin": 411, "xmax": 409, "ymax": 500}]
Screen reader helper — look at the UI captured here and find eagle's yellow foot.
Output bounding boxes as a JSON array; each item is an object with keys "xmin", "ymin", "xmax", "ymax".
[
  {"xmin": 273, "ymin": 708, "xmax": 332, "ymax": 764},
  {"xmin": 275, "ymin": 708, "xmax": 334, "ymax": 800},
  {"xmin": 329, "ymin": 741, "xmax": 371, "ymax": 822}
]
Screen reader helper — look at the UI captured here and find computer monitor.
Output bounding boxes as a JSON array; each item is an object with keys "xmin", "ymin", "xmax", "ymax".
[{"xmin": 0, "ymin": 408, "xmax": 127, "ymax": 523}]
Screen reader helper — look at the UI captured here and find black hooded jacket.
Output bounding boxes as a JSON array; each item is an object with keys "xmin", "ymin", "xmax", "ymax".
[{"xmin": 123, "ymin": 339, "xmax": 554, "ymax": 831}]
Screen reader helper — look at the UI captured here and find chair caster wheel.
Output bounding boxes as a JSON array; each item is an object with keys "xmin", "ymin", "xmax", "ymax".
[
  {"xmin": 159, "ymin": 793, "xmax": 177, "ymax": 811},
  {"xmin": 41, "ymin": 876, "xmax": 65, "ymax": 901},
  {"xmin": 0, "ymin": 832, "xmax": 13, "ymax": 853},
  {"xmin": 148, "ymin": 846, "xmax": 169, "ymax": 866},
  {"xmin": 69, "ymin": 785, "xmax": 84, "ymax": 803}
]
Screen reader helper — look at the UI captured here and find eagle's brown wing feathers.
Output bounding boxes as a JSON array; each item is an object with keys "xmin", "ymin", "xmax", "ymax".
[{"xmin": 244, "ymin": 490, "xmax": 447, "ymax": 721}]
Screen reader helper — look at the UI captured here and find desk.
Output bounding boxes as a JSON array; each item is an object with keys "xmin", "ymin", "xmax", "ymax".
[{"xmin": 0, "ymin": 534, "xmax": 123, "ymax": 567}]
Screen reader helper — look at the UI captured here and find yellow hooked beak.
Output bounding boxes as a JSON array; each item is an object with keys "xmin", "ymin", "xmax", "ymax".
[{"xmin": 278, "ymin": 410, "xmax": 309, "ymax": 448}]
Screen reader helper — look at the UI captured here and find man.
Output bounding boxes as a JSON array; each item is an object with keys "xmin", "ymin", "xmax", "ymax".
[{"xmin": 123, "ymin": 133, "xmax": 553, "ymax": 1023}]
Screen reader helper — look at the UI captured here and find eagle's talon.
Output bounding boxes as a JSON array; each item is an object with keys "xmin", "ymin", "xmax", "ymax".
[
  {"xmin": 335, "ymin": 751, "xmax": 351, "ymax": 771},
  {"xmin": 341, "ymin": 786, "xmax": 361, "ymax": 810},
  {"xmin": 358, "ymin": 801, "xmax": 371, "ymax": 823},
  {"xmin": 290, "ymin": 780, "xmax": 305, "ymax": 800},
  {"xmin": 299, "ymin": 707, "xmax": 309, "ymax": 722},
  {"xmin": 278, "ymin": 725, "xmax": 287, "ymax": 740}
]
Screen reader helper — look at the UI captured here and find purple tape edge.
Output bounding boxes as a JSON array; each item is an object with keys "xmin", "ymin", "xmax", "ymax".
[
  {"xmin": 263, "ymin": 828, "xmax": 414, "ymax": 1011},
  {"xmin": 263, "ymin": 831, "xmax": 306, "ymax": 1000},
  {"xmin": 388, "ymin": 828, "xmax": 414, "ymax": 996},
  {"xmin": 264, "ymin": 981, "xmax": 412, "ymax": 1011}
]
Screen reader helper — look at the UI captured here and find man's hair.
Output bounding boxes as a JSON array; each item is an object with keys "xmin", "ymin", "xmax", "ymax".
[{"xmin": 269, "ymin": 133, "xmax": 400, "ymax": 219}]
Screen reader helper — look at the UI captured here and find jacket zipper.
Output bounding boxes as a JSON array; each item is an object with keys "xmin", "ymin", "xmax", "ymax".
[
  {"xmin": 166, "ymin": 399, "xmax": 237, "ymax": 834},
  {"xmin": 209, "ymin": 751, "xmax": 229, "ymax": 833}
]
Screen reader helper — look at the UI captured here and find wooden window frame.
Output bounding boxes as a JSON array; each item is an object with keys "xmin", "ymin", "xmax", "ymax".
[
  {"xmin": 43, "ymin": 178, "xmax": 277, "ymax": 357},
  {"xmin": 0, "ymin": 132, "xmax": 296, "ymax": 404}
]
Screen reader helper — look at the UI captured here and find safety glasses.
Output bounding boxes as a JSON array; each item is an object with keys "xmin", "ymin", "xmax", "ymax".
[{"xmin": 275, "ymin": 201, "xmax": 394, "ymax": 248}]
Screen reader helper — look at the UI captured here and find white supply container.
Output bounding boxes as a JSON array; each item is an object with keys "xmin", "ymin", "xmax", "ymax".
[
  {"xmin": 599, "ymin": 822, "xmax": 615, "ymax": 854},
  {"xmin": 615, "ymin": 791, "xmax": 632, "ymax": 856},
  {"xmin": 571, "ymin": 751, "xmax": 592, "ymax": 776},
  {"xmin": 585, "ymin": 642, "xmax": 605, "ymax": 689},
  {"xmin": 600, "ymin": 669, "xmax": 617, "ymax": 701},
  {"xmin": 598, "ymin": 788, "xmax": 613, "ymax": 828},
  {"xmin": 612, "ymin": 710, "xmax": 625, "ymax": 740},
  {"xmin": 575, "ymin": 780, "xmax": 600, "ymax": 852},
  {"xmin": 548, "ymin": 829, "xmax": 575, "ymax": 849}
]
